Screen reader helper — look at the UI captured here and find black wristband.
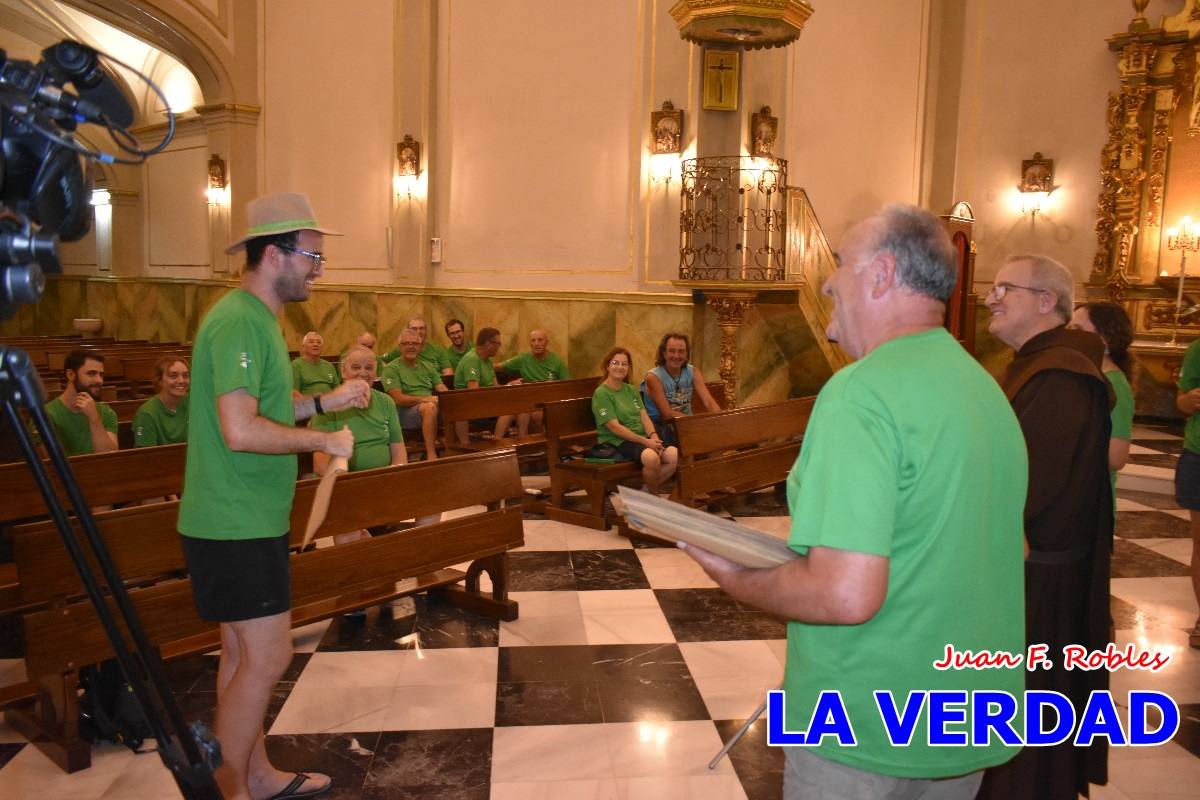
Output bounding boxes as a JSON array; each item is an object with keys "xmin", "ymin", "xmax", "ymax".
[{"xmin": 313, "ymin": 395, "xmax": 324, "ymax": 415}]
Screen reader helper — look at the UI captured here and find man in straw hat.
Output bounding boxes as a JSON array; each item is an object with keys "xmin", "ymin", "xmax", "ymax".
[{"xmin": 178, "ymin": 192, "xmax": 370, "ymax": 800}]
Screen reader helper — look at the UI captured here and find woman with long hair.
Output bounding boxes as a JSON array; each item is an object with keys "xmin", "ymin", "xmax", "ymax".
[
  {"xmin": 592, "ymin": 346, "xmax": 678, "ymax": 493},
  {"xmin": 1070, "ymin": 301, "xmax": 1135, "ymax": 478},
  {"xmin": 132, "ymin": 355, "xmax": 190, "ymax": 447}
]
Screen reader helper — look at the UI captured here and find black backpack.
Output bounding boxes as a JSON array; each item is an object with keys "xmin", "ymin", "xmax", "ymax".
[{"xmin": 79, "ymin": 659, "xmax": 154, "ymax": 752}]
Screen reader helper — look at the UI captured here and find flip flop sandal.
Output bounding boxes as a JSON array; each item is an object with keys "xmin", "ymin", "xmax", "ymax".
[{"xmin": 265, "ymin": 772, "xmax": 331, "ymax": 800}]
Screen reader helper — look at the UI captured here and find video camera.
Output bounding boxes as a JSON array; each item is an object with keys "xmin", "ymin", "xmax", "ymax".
[{"xmin": 0, "ymin": 39, "xmax": 174, "ymax": 321}]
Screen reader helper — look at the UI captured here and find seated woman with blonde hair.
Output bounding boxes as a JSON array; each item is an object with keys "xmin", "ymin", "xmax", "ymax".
[
  {"xmin": 313, "ymin": 345, "xmax": 440, "ymax": 546},
  {"xmin": 592, "ymin": 346, "xmax": 678, "ymax": 493},
  {"xmin": 132, "ymin": 355, "xmax": 191, "ymax": 447}
]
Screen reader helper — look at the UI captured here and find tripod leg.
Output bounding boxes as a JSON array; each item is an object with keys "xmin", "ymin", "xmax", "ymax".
[{"xmin": 708, "ymin": 692, "xmax": 771, "ymax": 770}]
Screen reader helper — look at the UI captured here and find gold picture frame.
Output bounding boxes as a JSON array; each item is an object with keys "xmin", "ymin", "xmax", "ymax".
[
  {"xmin": 651, "ymin": 100, "xmax": 684, "ymax": 154},
  {"xmin": 702, "ymin": 49, "xmax": 739, "ymax": 112},
  {"xmin": 750, "ymin": 106, "xmax": 777, "ymax": 158}
]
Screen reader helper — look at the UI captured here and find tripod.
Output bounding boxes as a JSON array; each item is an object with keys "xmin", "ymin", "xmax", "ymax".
[{"xmin": 0, "ymin": 346, "xmax": 222, "ymax": 798}]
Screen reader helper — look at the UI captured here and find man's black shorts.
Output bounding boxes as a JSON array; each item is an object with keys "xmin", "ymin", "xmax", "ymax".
[
  {"xmin": 181, "ymin": 532, "xmax": 291, "ymax": 622},
  {"xmin": 1176, "ymin": 448, "xmax": 1200, "ymax": 510}
]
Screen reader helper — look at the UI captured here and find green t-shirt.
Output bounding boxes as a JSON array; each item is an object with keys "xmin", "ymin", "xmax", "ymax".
[
  {"xmin": 133, "ymin": 394, "xmax": 189, "ymax": 447},
  {"xmin": 445, "ymin": 344, "xmax": 473, "ymax": 370},
  {"xmin": 454, "ymin": 349, "xmax": 497, "ymax": 389},
  {"xmin": 291, "ymin": 356, "xmax": 340, "ymax": 396},
  {"xmin": 381, "ymin": 358, "xmax": 441, "ymax": 397},
  {"xmin": 1107, "ymin": 367, "xmax": 1134, "ymax": 500},
  {"xmin": 592, "ymin": 382, "xmax": 645, "ymax": 445},
  {"xmin": 380, "ymin": 347, "xmax": 401, "ymax": 366},
  {"xmin": 502, "ymin": 351, "xmax": 570, "ymax": 382},
  {"xmin": 419, "ymin": 342, "xmax": 451, "ymax": 373},
  {"xmin": 783, "ymin": 327, "xmax": 1026, "ymax": 778},
  {"xmin": 44, "ymin": 395, "xmax": 118, "ymax": 456},
  {"xmin": 1181, "ymin": 339, "xmax": 1200, "ymax": 454},
  {"xmin": 311, "ymin": 389, "xmax": 401, "ymax": 472},
  {"xmin": 178, "ymin": 289, "xmax": 297, "ymax": 540}
]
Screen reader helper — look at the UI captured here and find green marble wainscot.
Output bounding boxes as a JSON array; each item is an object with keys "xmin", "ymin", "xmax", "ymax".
[{"xmin": 566, "ymin": 301, "xmax": 618, "ymax": 378}]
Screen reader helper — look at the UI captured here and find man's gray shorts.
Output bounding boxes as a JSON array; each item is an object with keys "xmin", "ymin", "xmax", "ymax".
[
  {"xmin": 783, "ymin": 748, "xmax": 983, "ymax": 800},
  {"xmin": 399, "ymin": 404, "xmax": 423, "ymax": 430}
]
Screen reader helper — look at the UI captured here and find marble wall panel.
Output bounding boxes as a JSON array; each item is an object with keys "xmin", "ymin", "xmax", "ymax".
[
  {"xmin": 281, "ymin": 290, "xmax": 361, "ymax": 354},
  {"xmin": 516, "ymin": 299, "xmax": 570, "ymax": 364},
  {"xmin": 471, "ymin": 297, "xmax": 523, "ymax": 360},
  {"xmin": 616, "ymin": 304, "xmax": 676, "ymax": 383},
  {"xmin": 84, "ymin": 281, "xmax": 121, "ymax": 338},
  {"xmin": 428, "ymin": 295, "xmax": 473, "ymax": 349},
  {"xmin": 567, "ymin": 301, "xmax": 617, "ymax": 377},
  {"xmin": 346, "ymin": 292, "xmax": 379, "ymax": 350},
  {"xmin": 737, "ymin": 309, "xmax": 788, "ymax": 404},
  {"xmin": 376, "ymin": 294, "xmax": 428, "ymax": 351}
]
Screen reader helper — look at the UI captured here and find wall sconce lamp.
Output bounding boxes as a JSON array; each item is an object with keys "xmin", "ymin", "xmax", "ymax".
[
  {"xmin": 394, "ymin": 134, "xmax": 421, "ymax": 199},
  {"xmin": 650, "ymin": 155, "xmax": 678, "ymax": 187},
  {"xmin": 650, "ymin": 101, "xmax": 683, "ymax": 188},
  {"xmin": 206, "ymin": 153, "xmax": 227, "ymax": 206},
  {"xmin": 1018, "ymin": 152, "xmax": 1054, "ymax": 217}
]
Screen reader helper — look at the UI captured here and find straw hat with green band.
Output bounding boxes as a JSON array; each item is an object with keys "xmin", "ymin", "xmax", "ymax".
[{"xmin": 225, "ymin": 192, "xmax": 342, "ymax": 255}]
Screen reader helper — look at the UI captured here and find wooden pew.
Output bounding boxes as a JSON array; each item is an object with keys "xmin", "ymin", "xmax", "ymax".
[
  {"xmin": 438, "ymin": 376, "xmax": 601, "ymax": 457},
  {"xmin": 539, "ymin": 381, "xmax": 727, "ymax": 530},
  {"xmin": 3, "ymin": 449, "xmax": 525, "ymax": 773},
  {"xmin": 540, "ymin": 397, "xmax": 642, "ymax": 530},
  {"xmin": 0, "ymin": 445, "xmax": 188, "ymax": 612},
  {"xmin": 0, "ymin": 445, "xmax": 187, "ymax": 529},
  {"xmin": 670, "ymin": 396, "xmax": 816, "ymax": 508}
]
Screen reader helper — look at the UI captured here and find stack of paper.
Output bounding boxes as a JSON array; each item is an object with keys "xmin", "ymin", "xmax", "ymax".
[{"xmin": 613, "ymin": 486, "xmax": 798, "ymax": 568}]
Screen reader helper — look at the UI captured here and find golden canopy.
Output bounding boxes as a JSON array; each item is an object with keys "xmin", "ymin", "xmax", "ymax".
[{"xmin": 669, "ymin": 0, "xmax": 814, "ymax": 50}]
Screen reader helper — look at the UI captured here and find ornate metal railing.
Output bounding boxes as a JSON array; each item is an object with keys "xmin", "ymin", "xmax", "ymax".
[{"xmin": 679, "ymin": 156, "xmax": 788, "ymax": 281}]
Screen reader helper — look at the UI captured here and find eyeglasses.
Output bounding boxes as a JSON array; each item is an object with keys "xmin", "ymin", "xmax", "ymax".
[
  {"xmin": 609, "ymin": 360, "xmax": 630, "ymax": 367},
  {"xmin": 987, "ymin": 282, "xmax": 1047, "ymax": 301},
  {"xmin": 277, "ymin": 245, "xmax": 327, "ymax": 268}
]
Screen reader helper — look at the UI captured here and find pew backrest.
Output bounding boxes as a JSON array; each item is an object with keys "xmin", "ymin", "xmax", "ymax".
[
  {"xmin": 0, "ymin": 444, "xmax": 187, "ymax": 526},
  {"xmin": 12, "ymin": 448, "xmax": 523, "ymax": 607}
]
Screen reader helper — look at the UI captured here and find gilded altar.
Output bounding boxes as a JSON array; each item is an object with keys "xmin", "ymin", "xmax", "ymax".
[{"xmin": 1093, "ymin": 2, "xmax": 1200, "ymax": 416}]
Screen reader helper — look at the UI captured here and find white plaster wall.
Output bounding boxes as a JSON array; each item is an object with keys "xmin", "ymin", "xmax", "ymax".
[
  {"xmin": 433, "ymin": 0, "xmax": 641, "ymax": 290},
  {"xmin": 146, "ymin": 143, "xmax": 210, "ymax": 269},
  {"xmin": 262, "ymin": 0, "xmax": 394, "ymax": 277},
  {"xmin": 952, "ymin": 0, "xmax": 1179, "ymax": 286},
  {"xmin": 783, "ymin": 0, "xmax": 930, "ymax": 244}
]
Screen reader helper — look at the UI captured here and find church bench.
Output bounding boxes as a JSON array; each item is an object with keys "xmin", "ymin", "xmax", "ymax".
[
  {"xmin": 438, "ymin": 376, "xmax": 601, "ymax": 457},
  {"xmin": 0, "ymin": 444, "xmax": 187, "ymax": 528},
  {"xmin": 42, "ymin": 343, "xmax": 171, "ymax": 372},
  {"xmin": 3, "ymin": 448, "xmax": 525, "ymax": 773},
  {"xmin": 0, "ymin": 444, "xmax": 188, "ymax": 613},
  {"xmin": 670, "ymin": 395, "xmax": 816, "ymax": 509}
]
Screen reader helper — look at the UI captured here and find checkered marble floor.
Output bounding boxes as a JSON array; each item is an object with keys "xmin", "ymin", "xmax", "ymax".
[{"xmin": 1, "ymin": 425, "xmax": 1198, "ymax": 799}]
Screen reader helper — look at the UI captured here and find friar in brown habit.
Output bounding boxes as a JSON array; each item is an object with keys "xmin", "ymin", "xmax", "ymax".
[{"xmin": 977, "ymin": 254, "xmax": 1115, "ymax": 800}]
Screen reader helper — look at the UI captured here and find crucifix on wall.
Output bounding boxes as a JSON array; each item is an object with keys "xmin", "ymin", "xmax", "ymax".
[{"xmin": 703, "ymin": 50, "xmax": 739, "ymax": 112}]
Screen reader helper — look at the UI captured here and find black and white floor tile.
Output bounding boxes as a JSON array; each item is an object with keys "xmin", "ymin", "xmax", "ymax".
[{"xmin": 1, "ymin": 423, "xmax": 1198, "ymax": 798}]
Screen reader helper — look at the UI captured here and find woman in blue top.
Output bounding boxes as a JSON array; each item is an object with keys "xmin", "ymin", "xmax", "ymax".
[
  {"xmin": 641, "ymin": 332, "xmax": 721, "ymax": 446},
  {"xmin": 592, "ymin": 346, "xmax": 678, "ymax": 493}
]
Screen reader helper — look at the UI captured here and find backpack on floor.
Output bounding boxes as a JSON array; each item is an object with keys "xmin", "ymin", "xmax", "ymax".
[{"xmin": 79, "ymin": 659, "xmax": 154, "ymax": 753}]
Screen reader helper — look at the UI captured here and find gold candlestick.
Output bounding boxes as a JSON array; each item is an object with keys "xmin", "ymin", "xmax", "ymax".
[{"xmin": 1166, "ymin": 216, "xmax": 1200, "ymax": 345}]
